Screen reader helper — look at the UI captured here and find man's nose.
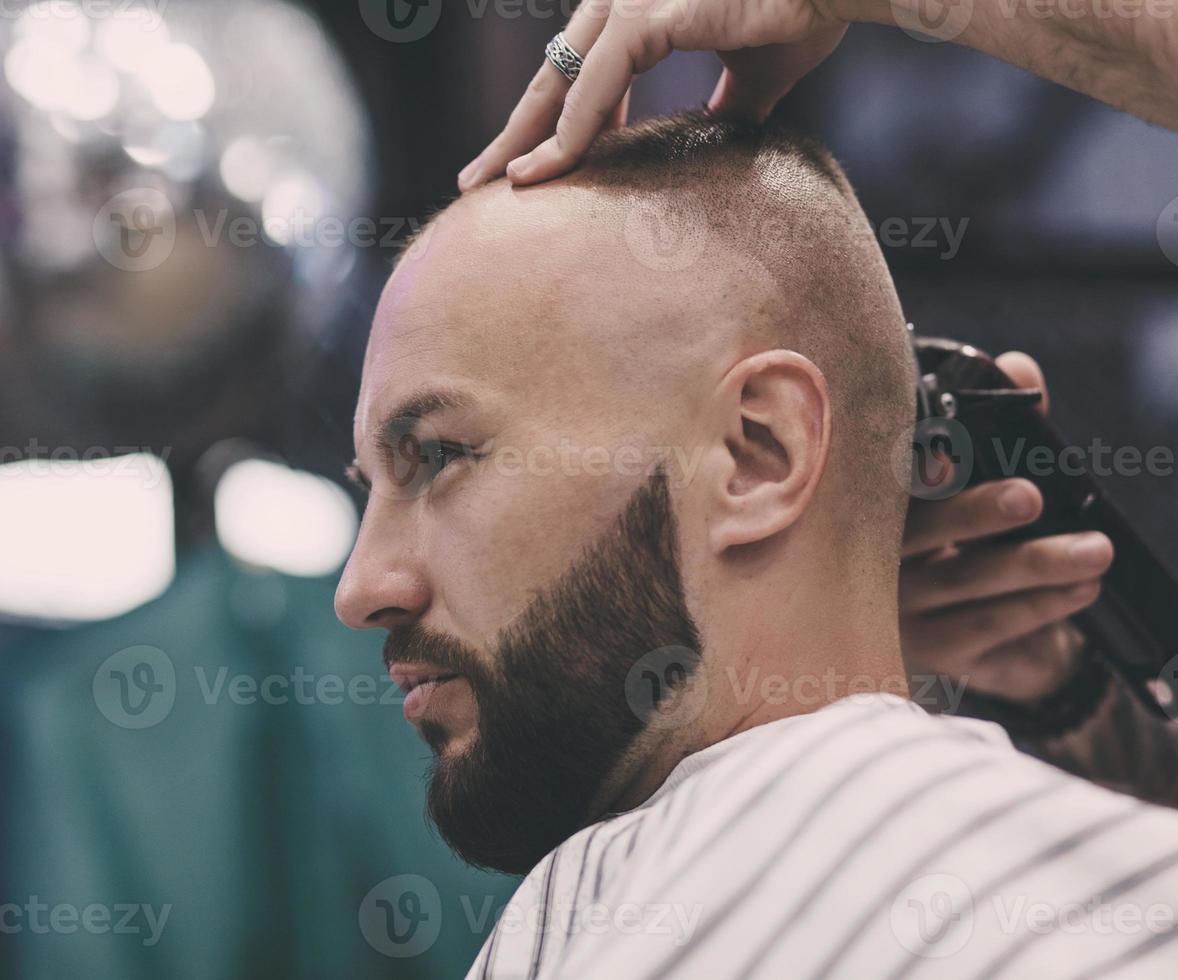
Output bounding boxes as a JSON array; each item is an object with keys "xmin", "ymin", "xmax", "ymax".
[{"xmin": 334, "ymin": 531, "xmax": 431, "ymax": 630}]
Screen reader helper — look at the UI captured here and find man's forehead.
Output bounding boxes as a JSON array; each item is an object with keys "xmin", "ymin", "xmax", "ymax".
[
  {"xmin": 354, "ymin": 178, "xmax": 761, "ymax": 443},
  {"xmin": 361, "ymin": 185, "xmax": 631, "ymax": 405},
  {"xmin": 372, "ymin": 183, "xmax": 608, "ymax": 350}
]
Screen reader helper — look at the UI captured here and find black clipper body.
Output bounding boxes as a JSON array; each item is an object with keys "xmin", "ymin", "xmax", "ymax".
[{"xmin": 911, "ymin": 333, "xmax": 1178, "ymax": 716}]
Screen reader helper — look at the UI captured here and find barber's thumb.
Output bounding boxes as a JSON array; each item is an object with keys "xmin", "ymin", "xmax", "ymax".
[{"xmin": 707, "ymin": 68, "xmax": 780, "ymax": 122}]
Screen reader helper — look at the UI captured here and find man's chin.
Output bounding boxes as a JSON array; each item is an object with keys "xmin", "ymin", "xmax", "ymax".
[
  {"xmin": 418, "ymin": 719, "xmax": 450, "ymax": 753},
  {"xmin": 423, "ymin": 742, "xmax": 578, "ymax": 875},
  {"xmin": 417, "ymin": 718, "xmax": 478, "ymax": 759}
]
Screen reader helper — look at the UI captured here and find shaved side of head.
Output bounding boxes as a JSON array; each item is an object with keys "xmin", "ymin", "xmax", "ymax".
[{"xmin": 565, "ymin": 113, "xmax": 915, "ymax": 556}]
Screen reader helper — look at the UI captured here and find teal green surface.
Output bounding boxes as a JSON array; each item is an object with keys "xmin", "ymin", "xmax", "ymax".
[{"xmin": 1, "ymin": 546, "xmax": 519, "ymax": 980}]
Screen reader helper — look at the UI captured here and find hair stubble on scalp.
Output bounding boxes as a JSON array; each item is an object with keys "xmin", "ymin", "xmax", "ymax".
[{"xmin": 564, "ymin": 110, "xmax": 917, "ymax": 566}]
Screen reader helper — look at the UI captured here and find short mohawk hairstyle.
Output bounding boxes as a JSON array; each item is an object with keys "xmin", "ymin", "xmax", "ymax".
[{"xmin": 573, "ymin": 109, "xmax": 852, "ymax": 199}]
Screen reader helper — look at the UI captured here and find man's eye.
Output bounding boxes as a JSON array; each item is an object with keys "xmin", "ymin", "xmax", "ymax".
[
  {"xmin": 390, "ymin": 436, "xmax": 478, "ymax": 492},
  {"xmin": 419, "ymin": 441, "xmax": 474, "ymax": 473}
]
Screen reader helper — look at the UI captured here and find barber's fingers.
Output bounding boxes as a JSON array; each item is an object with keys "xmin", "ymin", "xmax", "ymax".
[
  {"xmin": 605, "ymin": 86, "xmax": 632, "ymax": 130},
  {"xmin": 907, "ymin": 582, "xmax": 1101, "ymax": 680},
  {"xmin": 710, "ymin": 30, "xmax": 846, "ymax": 120},
  {"xmin": 506, "ymin": 15, "xmax": 648, "ymax": 185},
  {"xmin": 950, "ymin": 622, "xmax": 1086, "ymax": 701},
  {"xmin": 902, "ymin": 353, "xmax": 1050, "ymax": 559},
  {"xmin": 996, "ymin": 350, "xmax": 1050, "ymax": 415},
  {"xmin": 710, "ymin": 48, "xmax": 790, "ymax": 122},
  {"xmin": 457, "ymin": 0, "xmax": 612, "ymax": 192},
  {"xmin": 901, "ymin": 531, "xmax": 1114, "ymax": 616},
  {"xmin": 903, "ymin": 578, "xmax": 1102, "ymax": 675},
  {"xmin": 457, "ymin": 66, "xmax": 564, "ymax": 192},
  {"xmin": 903, "ymin": 478, "xmax": 1043, "ymax": 558},
  {"xmin": 708, "ymin": 66, "xmax": 754, "ymax": 119}
]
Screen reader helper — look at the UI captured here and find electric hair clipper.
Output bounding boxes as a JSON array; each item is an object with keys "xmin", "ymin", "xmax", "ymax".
[{"xmin": 911, "ymin": 331, "xmax": 1178, "ymax": 718}]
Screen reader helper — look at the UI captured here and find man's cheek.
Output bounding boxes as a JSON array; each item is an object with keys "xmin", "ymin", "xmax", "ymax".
[
  {"xmin": 428, "ymin": 496, "xmax": 547, "ymax": 635},
  {"xmin": 459, "ymin": 476, "xmax": 576, "ymax": 588},
  {"xmin": 434, "ymin": 454, "xmax": 623, "ymax": 630}
]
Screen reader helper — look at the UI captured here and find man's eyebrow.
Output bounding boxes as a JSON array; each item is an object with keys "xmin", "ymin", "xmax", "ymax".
[
  {"xmin": 379, "ymin": 387, "xmax": 477, "ymax": 446},
  {"xmin": 346, "ymin": 387, "xmax": 480, "ymax": 490}
]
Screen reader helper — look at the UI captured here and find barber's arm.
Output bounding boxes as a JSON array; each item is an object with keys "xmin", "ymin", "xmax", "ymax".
[
  {"xmin": 458, "ymin": 0, "xmax": 1178, "ymax": 189},
  {"xmin": 839, "ymin": 0, "xmax": 1178, "ymax": 131},
  {"xmin": 902, "ymin": 352, "xmax": 1178, "ymax": 809}
]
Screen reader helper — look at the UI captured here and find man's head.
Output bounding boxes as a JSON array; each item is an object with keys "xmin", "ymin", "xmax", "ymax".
[{"xmin": 335, "ymin": 112, "xmax": 915, "ymax": 874}]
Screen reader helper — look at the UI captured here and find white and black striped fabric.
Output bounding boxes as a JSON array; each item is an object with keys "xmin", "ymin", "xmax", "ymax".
[{"xmin": 464, "ymin": 693, "xmax": 1178, "ymax": 979}]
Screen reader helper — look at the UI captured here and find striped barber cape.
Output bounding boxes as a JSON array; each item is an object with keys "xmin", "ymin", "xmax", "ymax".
[{"xmin": 464, "ymin": 692, "xmax": 1178, "ymax": 979}]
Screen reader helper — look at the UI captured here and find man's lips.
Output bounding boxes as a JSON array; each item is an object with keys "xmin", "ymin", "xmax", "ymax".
[
  {"xmin": 388, "ymin": 662, "xmax": 468, "ymax": 725},
  {"xmin": 388, "ymin": 662, "xmax": 461, "ymax": 694}
]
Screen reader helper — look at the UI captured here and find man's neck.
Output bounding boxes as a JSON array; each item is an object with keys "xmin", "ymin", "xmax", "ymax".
[{"xmin": 598, "ymin": 615, "xmax": 907, "ymax": 816}]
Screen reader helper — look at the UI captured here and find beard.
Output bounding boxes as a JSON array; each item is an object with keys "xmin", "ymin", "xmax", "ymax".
[{"xmin": 382, "ymin": 465, "xmax": 703, "ymax": 875}]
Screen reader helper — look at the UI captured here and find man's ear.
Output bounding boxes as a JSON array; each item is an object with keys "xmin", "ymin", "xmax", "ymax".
[{"xmin": 705, "ymin": 349, "xmax": 831, "ymax": 553}]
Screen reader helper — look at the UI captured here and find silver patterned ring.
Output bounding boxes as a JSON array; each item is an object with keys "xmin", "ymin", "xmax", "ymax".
[{"xmin": 545, "ymin": 31, "xmax": 584, "ymax": 83}]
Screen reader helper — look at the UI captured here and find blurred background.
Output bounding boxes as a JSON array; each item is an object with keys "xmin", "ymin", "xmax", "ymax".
[{"xmin": 0, "ymin": 1, "xmax": 1175, "ymax": 977}]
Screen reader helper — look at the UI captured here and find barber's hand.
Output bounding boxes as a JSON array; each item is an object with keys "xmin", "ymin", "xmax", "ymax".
[
  {"xmin": 901, "ymin": 352, "xmax": 1115, "ymax": 703},
  {"xmin": 456, "ymin": 0, "xmax": 846, "ymax": 190}
]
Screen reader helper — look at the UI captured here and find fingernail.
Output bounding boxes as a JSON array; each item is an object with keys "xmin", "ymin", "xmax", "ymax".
[
  {"xmin": 506, "ymin": 154, "xmax": 532, "ymax": 182},
  {"xmin": 998, "ymin": 484, "xmax": 1037, "ymax": 521},
  {"xmin": 457, "ymin": 157, "xmax": 481, "ymax": 192},
  {"xmin": 1069, "ymin": 534, "xmax": 1112, "ymax": 567}
]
